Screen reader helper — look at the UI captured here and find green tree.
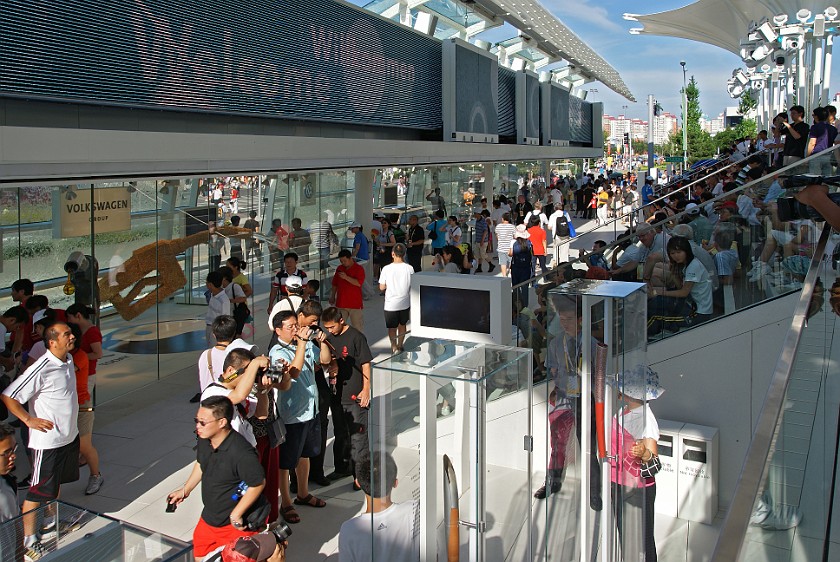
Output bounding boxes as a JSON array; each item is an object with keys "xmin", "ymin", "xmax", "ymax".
[
  {"xmin": 737, "ymin": 91, "xmax": 757, "ymax": 116},
  {"xmin": 735, "ymin": 118, "xmax": 757, "ymax": 139},
  {"xmin": 682, "ymin": 76, "xmax": 716, "ymax": 160}
]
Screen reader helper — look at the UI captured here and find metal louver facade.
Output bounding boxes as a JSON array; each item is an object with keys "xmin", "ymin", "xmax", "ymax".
[
  {"xmin": 1, "ymin": 0, "xmax": 443, "ymax": 130},
  {"xmin": 497, "ymin": 68, "xmax": 516, "ymax": 137}
]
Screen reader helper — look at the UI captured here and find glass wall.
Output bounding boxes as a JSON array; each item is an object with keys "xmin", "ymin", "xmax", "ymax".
[{"xmin": 0, "ymin": 159, "xmax": 584, "ymax": 406}]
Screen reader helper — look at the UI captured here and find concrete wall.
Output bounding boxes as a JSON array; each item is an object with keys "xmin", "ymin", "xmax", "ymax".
[
  {"xmin": 648, "ymin": 292, "xmax": 799, "ymax": 510},
  {"xmin": 0, "ymin": 125, "xmax": 602, "ymax": 183}
]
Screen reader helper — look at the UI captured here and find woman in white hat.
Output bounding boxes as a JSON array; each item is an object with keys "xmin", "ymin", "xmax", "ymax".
[
  {"xmin": 608, "ymin": 365, "xmax": 663, "ymax": 562},
  {"xmin": 508, "ymin": 224, "xmax": 533, "ymax": 307}
]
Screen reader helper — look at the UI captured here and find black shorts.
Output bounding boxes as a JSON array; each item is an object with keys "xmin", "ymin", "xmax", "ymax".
[
  {"xmin": 384, "ymin": 308, "xmax": 410, "ymax": 329},
  {"xmin": 279, "ymin": 418, "xmax": 320, "ymax": 470},
  {"xmin": 27, "ymin": 435, "xmax": 80, "ymax": 502}
]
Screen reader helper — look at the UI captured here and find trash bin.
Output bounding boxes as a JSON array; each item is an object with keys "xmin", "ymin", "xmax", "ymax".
[
  {"xmin": 654, "ymin": 420, "xmax": 683, "ymax": 518},
  {"xmin": 677, "ymin": 423, "xmax": 719, "ymax": 524}
]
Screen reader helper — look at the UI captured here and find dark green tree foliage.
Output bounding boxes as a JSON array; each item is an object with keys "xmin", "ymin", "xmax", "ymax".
[{"xmin": 684, "ymin": 76, "xmax": 716, "ymax": 160}]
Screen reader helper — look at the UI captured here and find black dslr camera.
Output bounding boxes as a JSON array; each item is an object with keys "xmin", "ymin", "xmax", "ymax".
[
  {"xmin": 263, "ymin": 358, "xmax": 288, "ymax": 383},
  {"xmin": 268, "ymin": 520, "xmax": 293, "ymax": 542},
  {"xmin": 777, "ymin": 175, "xmax": 840, "ymax": 222}
]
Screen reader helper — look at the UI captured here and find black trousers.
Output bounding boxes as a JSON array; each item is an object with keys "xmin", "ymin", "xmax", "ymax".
[
  {"xmin": 612, "ymin": 482, "xmax": 657, "ymax": 562},
  {"xmin": 407, "ymin": 251, "xmax": 422, "ymax": 273},
  {"xmin": 309, "ymin": 374, "xmax": 332, "ymax": 480},
  {"xmin": 333, "ymin": 392, "xmax": 369, "ymax": 477},
  {"xmin": 574, "ymin": 395, "xmax": 602, "ymax": 499}
]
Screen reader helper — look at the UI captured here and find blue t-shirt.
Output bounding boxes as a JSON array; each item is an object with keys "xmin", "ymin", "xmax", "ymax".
[
  {"xmin": 353, "ymin": 232, "xmax": 370, "ymax": 260},
  {"xmin": 269, "ymin": 340, "xmax": 319, "ymax": 424},
  {"xmin": 641, "ymin": 184, "xmax": 654, "ymax": 205},
  {"xmin": 427, "ymin": 220, "xmax": 446, "ymax": 249}
]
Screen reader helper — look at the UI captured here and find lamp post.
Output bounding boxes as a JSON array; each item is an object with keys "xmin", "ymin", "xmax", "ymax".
[{"xmin": 680, "ymin": 60, "xmax": 688, "ymax": 172}]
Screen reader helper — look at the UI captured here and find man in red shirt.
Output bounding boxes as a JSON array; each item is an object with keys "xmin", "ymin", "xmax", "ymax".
[{"xmin": 329, "ymin": 250, "xmax": 365, "ymax": 331}]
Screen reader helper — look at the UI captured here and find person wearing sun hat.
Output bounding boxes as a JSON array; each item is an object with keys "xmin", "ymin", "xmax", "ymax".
[
  {"xmin": 608, "ymin": 364, "xmax": 663, "ymax": 562},
  {"xmin": 202, "ymin": 532, "xmax": 286, "ymax": 562},
  {"xmin": 508, "ymin": 224, "xmax": 533, "ymax": 307}
]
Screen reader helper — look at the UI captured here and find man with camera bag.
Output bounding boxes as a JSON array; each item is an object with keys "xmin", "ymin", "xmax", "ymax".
[
  {"xmin": 205, "ymin": 531, "xmax": 287, "ymax": 562},
  {"xmin": 269, "ymin": 311, "xmax": 332, "ymax": 524},
  {"xmin": 320, "ymin": 307, "xmax": 373, "ymax": 487},
  {"xmin": 167, "ymin": 396, "xmax": 266, "ymax": 561}
]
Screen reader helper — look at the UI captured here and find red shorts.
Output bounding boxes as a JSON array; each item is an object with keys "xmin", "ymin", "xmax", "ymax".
[{"xmin": 193, "ymin": 516, "xmax": 256, "ymax": 558}]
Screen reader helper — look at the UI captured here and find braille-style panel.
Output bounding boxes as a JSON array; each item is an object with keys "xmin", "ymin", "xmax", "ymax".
[
  {"xmin": 498, "ymin": 68, "xmax": 516, "ymax": 136},
  {"xmin": 1, "ymin": 0, "xmax": 443, "ymax": 130}
]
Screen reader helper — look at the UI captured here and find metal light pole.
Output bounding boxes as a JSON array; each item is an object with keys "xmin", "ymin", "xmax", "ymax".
[{"xmin": 680, "ymin": 60, "xmax": 688, "ymax": 173}]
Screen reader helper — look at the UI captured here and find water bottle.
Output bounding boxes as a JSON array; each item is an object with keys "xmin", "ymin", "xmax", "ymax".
[{"xmin": 231, "ymin": 481, "xmax": 248, "ymax": 501}]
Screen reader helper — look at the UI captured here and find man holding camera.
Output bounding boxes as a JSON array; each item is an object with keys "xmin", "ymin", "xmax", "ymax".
[
  {"xmin": 269, "ymin": 311, "xmax": 332, "ymax": 524},
  {"xmin": 320, "ymin": 307, "xmax": 373, "ymax": 486},
  {"xmin": 168, "ymin": 396, "xmax": 266, "ymax": 561}
]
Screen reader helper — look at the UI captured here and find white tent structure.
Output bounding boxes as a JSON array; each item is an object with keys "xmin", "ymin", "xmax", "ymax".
[{"xmin": 625, "ymin": 1, "xmax": 840, "ymax": 127}]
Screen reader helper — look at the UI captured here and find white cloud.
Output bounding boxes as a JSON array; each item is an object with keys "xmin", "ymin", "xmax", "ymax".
[{"xmin": 540, "ymin": 0, "xmax": 625, "ymax": 34}]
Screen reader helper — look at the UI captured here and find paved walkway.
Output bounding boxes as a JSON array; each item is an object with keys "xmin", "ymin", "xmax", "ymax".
[{"xmin": 12, "ymin": 216, "xmax": 622, "ymax": 559}]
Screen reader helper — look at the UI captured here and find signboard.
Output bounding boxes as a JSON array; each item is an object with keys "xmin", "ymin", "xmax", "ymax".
[
  {"xmin": 55, "ymin": 187, "xmax": 131, "ymax": 238},
  {"xmin": 665, "ymin": 156, "xmax": 685, "ymax": 163}
]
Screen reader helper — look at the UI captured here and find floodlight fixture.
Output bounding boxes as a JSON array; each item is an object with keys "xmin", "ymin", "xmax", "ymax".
[
  {"xmin": 761, "ymin": 63, "xmax": 772, "ymax": 72},
  {"xmin": 779, "ymin": 25, "xmax": 805, "ymax": 35},
  {"xmin": 758, "ymin": 21, "xmax": 777, "ymax": 42},
  {"xmin": 751, "ymin": 44, "xmax": 773, "ymax": 61},
  {"xmin": 825, "ymin": 7, "xmax": 838, "ymax": 21},
  {"xmin": 814, "ymin": 14, "xmax": 826, "ymax": 36},
  {"xmin": 773, "ymin": 14, "xmax": 789, "ymax": 26},
  {"xmin": 796, "ymin": 9, "xmax": 812, "ymax": 23}
]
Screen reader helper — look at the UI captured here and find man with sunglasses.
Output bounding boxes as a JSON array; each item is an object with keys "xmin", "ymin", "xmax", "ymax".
[{"xmin": 168, "ymin": 395, "xmax": 266, "ymax": 561}]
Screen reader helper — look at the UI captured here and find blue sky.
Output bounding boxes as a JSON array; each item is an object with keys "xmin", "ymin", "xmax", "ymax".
[{"xmin": 348, "ymin": 0, "xmax": 840, "ymax": 121}]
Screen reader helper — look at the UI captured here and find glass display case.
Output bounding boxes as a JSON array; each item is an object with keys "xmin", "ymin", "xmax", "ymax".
[
  {"xmin": 0, "ymin": 501, "xmax": 192, "ymax": 561},
  {"xmin": 370, "ymin": 340, "xmax": 533, "ymax": 562},
  {"xmin": 541, "ymin": 280, "xmax": 650, "ymax": 562}
]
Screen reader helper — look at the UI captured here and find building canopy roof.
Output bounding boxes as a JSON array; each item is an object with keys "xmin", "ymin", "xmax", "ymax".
[
  {"xmin": 624, "ymin": 0, "xmax": 838, "ymax": 55},
  {"xmin": 364, "ymin": 0, "xmax": 635, "ymax": 101}
]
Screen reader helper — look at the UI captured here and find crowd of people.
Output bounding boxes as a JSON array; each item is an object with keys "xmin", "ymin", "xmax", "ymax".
[{"xmin": 0, "ymin": 121, "xmax": 834, "ymax": 561}]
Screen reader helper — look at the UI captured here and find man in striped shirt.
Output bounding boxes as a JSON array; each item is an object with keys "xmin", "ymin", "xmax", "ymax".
[
  {"xmin": 309, "ymin": 215, "xmax": 334, "ymax": 272},
  {"xmin": 494, "ymin": 213, "xmax": 515, "ymax": 277}
]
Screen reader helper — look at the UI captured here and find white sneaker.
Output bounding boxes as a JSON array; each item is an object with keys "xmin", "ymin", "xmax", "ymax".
[
  {"xmin": 24, "ymin": 541, "xmax": 48, "ymax": 561},
  {"xmin": 85, "ymin": 473, "xmax": 104, "ymax": 495},
  {"xmin": 758, "ymin": 505, "xmax": 802, "ymax": 530}
]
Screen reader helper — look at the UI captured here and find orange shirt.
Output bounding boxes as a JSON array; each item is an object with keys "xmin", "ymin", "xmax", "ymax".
[
  {"xmin": 527, "ymin": 226, "xmax": 547, "ymax": 256},
  {"xmin": 72, "ymin": 348, "xmax": 90, "ymax": 405}
]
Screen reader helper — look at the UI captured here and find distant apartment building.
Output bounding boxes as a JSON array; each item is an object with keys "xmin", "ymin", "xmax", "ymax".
[{"xmin": 603, "ymin": 112, "xmax": 679, "ymax": 145}]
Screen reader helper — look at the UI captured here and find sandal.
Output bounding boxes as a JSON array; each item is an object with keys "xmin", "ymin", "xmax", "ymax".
[
  {"xmin": 294, "ymin": 494, "xmax": 326, "ymax": 508},
  {"xmin": 281, "ymin": 505, "xmax": 300, "ymax": 524}
]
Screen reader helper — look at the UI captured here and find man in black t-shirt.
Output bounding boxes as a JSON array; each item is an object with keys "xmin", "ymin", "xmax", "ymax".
[
  {"xmin": 404, "ymin": 215, "xmax": 425, "ymax": 272},
  {"xmin": 167, "ymin": 396, "xmax": 266, "ymax": 559},
  {"xmin": 781, "ymin": 105, "xmax": 810, "ymax": 165},
  {"xmin": 321, "ymin": 307, "xmax": 373, "ymax": 485}
]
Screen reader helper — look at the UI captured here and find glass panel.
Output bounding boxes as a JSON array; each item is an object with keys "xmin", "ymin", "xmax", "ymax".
[
  {"xmin": 0, "ymin": 501, "xmax": 191, "ymax": 560},
  {"xmin": 540, "ymin": 281, "xmax": 649, "ymax": 561},
  {"xmin": 734, "ymin": 247, "xmax": 834, "ymax": 561},
  {"xmin": 370, "ymin": 340, "xmax": 532, "ymax": 560}
]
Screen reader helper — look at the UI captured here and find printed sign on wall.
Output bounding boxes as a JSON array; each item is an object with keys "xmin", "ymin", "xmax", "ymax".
[{"xmin": 56, "ymin": 187, "xmax": 131, "ymax": 238}]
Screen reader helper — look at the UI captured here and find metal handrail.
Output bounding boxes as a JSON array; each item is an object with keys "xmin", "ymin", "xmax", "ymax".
[
  {"xmin": 511, "ymin": 144, "xmax": 840, "ymax": 292},
  {"xmin": 711, "ymin": 223, "xmax": 830, "ymax": 561},
  {"xmin": 567, "ymin": 149, "xmax": 771, "ymax": 245}
]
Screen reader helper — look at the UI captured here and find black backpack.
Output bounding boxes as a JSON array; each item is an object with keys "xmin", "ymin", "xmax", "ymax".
[
  {"xmin": 428, "ymin": 220, "xmax": 439, "ymax": 241},
  {"xmin": 511, "ymin": 240, "xmax": 533, "ymax": 268},
  {"xmin": 554, "ymin": 214, "xmax": 571, "ymax": 237}
]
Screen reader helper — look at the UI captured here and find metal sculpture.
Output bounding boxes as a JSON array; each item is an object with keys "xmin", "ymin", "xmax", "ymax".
[
  {"xmin": 593, "ymin": 342, "xmax": 608, "ymax": 459},
  {"xmin": 99, "ymin": 226, "xmax": 249, "ymax": 321},
  {"xmin": 443, "ymin": 454, "xmax": 460, "ymax": 562}
]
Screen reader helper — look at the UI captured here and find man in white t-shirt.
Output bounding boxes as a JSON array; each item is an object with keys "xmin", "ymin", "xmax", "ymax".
[
  {"xmin": 206, "ymin": 271, "xmax": 231, "ymax": 346},
  {"xmin": 2, "ymin": 322, "xmax": 79, "ymax": 559},
  {"xmin": 339, "ymin": 452, "xmax": 419, "ymax": 562},
  {"xmin": 200, "ymin": 348, "xmax": 272, "ymax": 447},
  {"xmin": 195, "ymin": 315, "xmax": 260, "ymax": 397},
  {"xmin": 378, "ymin": 244, "xmax": 414, "ymax": 354}
]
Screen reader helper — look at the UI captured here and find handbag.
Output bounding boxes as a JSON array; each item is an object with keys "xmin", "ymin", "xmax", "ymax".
[
  {"xmin": 249, "ymin": 391, "xmax": 286, "ymax": 448},
  {"xmin": 243, "ymin": 494, "xmax": 271, "ymax": 531}
]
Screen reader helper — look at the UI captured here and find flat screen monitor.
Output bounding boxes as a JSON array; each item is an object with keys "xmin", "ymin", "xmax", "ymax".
[
  {"xmin": 410, "ymin": 272, "xmax": 511, "ymax": 344},
  {"xmin": 183, "ymin": 206, "xmax": 218, "ymax": 237}
]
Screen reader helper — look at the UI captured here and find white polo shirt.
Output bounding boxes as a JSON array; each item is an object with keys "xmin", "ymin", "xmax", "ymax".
[
  {"xmin": 4, "ymin": 351, "xmax": 79, "ymax": 450},
  {"xmin": 200, "ymin": 384, "xmax": 257, "ymax": 447},
  {"xmin": 197, "ymin": 339, "xmax": 260, "ymax": 391}
]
